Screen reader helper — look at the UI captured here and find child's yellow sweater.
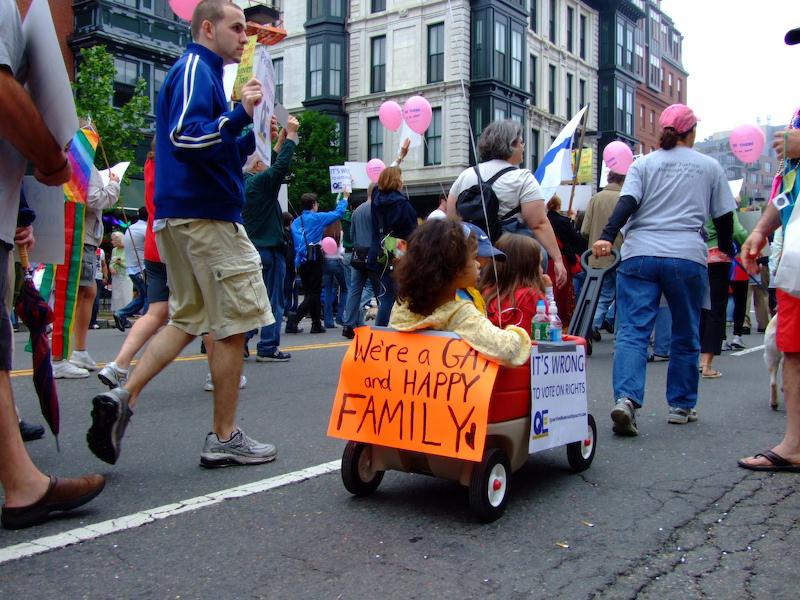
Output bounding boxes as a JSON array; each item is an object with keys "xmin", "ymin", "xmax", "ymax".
[{"xmin": 389, "ymin": 300, "xmax": 531, "ymax": 367}]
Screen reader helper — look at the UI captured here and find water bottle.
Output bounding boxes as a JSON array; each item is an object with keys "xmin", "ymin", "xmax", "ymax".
[
  {"xmin": 532, "ymin": 300, "xmax": 549, "ymax": 342},
  {"xmin": 545, "ymin": 285, "xmax": 555, "ymax": 305},
  {"xmin": 548, "ymin": 301, "xmax": 562, "ymax": 342}
]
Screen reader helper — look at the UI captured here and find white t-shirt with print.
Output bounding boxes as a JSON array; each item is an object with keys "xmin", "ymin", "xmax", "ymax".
[{"xmin": 449, "ymin": 160, "xmax": 545, "ymax": 221}]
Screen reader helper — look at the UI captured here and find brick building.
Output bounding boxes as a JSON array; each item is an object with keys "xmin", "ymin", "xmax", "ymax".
[{"xmin": 635, "ymin": 1, "xmax": 687, "ymax": 154}]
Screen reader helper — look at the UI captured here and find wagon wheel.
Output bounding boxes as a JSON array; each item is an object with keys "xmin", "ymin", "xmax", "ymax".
[
  {"xmin": 468, "ymin": 448, "xmax": 511, "ymax": 522},
  {"xmin": 341, "ymin": 441, "xmax": 384, "ymax": 496},
  {"xmin": 566, "ymin": 414, "xmax": 597, "ymax": 472}
]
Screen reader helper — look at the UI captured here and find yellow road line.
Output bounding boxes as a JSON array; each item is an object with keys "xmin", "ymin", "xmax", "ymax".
[{"xmin": 10, "ymin": 340, "xmax": 351, "ymax": 378}]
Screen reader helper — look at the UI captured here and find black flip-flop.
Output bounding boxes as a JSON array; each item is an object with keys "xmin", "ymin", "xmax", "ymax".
[{"xmin": 738, "ymin": 449, "xmax": 800, "ymax": 472}]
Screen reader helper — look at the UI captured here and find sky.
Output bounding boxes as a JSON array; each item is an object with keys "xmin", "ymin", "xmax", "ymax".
[{"xmin": 659, "ymin": 0, "xmax": 800, "ymax": 140}]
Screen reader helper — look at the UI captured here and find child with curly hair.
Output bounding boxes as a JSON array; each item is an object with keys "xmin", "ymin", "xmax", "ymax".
[
  {"xmin": 480, "ymin": 233, "xmax": 552, "ymax": 329},
  {"xmin": 389, "ymin": 218, "xmax": 531, "ymax": 366}
]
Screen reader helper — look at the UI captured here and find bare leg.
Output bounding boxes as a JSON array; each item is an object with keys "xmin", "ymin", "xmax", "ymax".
[
  {"xmin": 741, "ymin": 352, "xmax": 800, "ymax": 465},
  {"xmin": 0, "ymin": 372, "xmax": 48, "ymax": 507},
  {"xmin": 123, "ymin": 324, "xmax": 195, "ymax": 408},
  {"xmin": 113, "ymin": 302, "xmax": 168, "ymax": 370},
  {"xmin": 700, "ymin": 352, "xmax": 717, "ymax": 376},
  {"xmin": 209, "ymin": 332, "xmax": 244, "ymax": 440},
  {"xmin": 72, "ymin": 284, "xmax": 95, "ymax": 352},
  {"xmin": 204, "ymin": 334, "xmax": 214, "ymax": 365}
]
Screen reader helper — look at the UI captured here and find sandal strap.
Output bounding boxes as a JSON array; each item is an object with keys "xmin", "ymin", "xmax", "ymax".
[{"xmin": 755, "ymin": 450, "xmax": 791, "ymax": 467}]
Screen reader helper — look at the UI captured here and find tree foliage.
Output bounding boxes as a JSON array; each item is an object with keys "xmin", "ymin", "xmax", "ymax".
[
  {"xmin": 288, "ymin": 110, "xmax": 346, "ymax": 212},
  {"xmin": 74, "ymin": 45, "xmax": 150, "ymax": 178}
]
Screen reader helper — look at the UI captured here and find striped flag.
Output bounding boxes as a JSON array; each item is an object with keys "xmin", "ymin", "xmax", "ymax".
[
  {"xmin": 39, "ymin": 127, "xmax": 98, "ymax": 360},
  {"xmin": 534, "ymin": 106, "xmax": 587, "ymax": 203}
]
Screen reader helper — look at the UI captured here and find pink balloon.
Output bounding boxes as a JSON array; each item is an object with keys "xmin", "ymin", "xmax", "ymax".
[
  {"xmin": 402, "ymin": 96, "xmax": 433, "ymax": 134},
  {"xmin": 366, "ymin": 158, "xmax": 386, "ymax": 183},
  {"xmin": 603, "ymin": 141, "xmax": 634, "ymax": 175},
  {"xmin": 729, "ymin": 124, "xmax": 766, "ymax": 164},
  {"xmin": 321, "ymin": 237, "xmax": 338, "ymax": 256},
  {"xmin": 379, "ymin": 101, "xmax": 403, "ymax": 132},
  {"xmin": 169, "ymin": 0, "xmax": 200, "ymax": 21}
]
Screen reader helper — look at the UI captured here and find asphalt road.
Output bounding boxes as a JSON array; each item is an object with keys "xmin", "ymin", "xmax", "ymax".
[{"xmin": 0, "ymin": 323, "xmax": 797, "ymax": 599}]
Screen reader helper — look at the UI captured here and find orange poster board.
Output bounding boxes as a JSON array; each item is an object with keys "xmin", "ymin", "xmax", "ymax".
[{"xmin": 327, "ymin": 328, "xmax": 499, "ymax": 462}]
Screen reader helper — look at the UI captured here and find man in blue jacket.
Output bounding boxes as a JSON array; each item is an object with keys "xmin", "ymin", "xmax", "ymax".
[
  {"xmin": 87, "ymin": 0, "xmax": 277, "ymax": 469},
  {"xmin": 286, "ymin": 192, "xmax": 348, "ymax": 334}
]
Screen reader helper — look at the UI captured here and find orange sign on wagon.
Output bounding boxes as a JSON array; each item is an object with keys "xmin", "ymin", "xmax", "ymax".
[{"xmin": 327, "ymin": 328, "xmax": 499, "ymax": 462}]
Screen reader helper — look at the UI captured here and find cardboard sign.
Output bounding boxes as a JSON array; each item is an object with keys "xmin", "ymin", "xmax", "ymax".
[
  {"xmin": 328, "ymin": 329, "xmax": 500, "ymax": 462},
  {"xmin": 329, "ymin": 166, "xmax": 351, "ymax": 194},
  {"xmin": 22, "ymin": 176, "xmax": 65, "ymax": 265},
  {"xmin": 344, "ymin": 162, "xmax": 371, "ymax": 189},
  {"xmin": 252, "ymin": 45, "xmax": 276, "ymax": 167},
  {"xmin": 231, "ymin": 35, "xmax": 258, "ymax": 101},
  {"xmin": 529, "ymin": 342, "xmax": 588, "ymax": 453}
]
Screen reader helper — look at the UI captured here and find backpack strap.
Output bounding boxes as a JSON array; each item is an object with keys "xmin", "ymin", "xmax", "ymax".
[{"xmin": 485, "ymin": 165, "xmax": 517, "ymax": 186}]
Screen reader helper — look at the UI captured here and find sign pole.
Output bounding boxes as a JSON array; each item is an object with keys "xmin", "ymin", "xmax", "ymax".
[{"xmin": 568, "ymin": 103, "xmax": 590, "ymax": 216}]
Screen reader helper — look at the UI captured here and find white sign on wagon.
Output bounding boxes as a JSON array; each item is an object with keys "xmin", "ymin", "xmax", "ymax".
[{"xmin": 529, "ymin": 342, "xmax": 588, "ymax": 453}]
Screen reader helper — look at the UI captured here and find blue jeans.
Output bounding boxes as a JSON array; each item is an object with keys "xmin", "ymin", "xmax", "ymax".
[
  {"xmin": 323, "ymin": 258, "xmax": 348, "ymax": 327},
  {"xmin": 652, "ymin": 303, "xmax": 672, "ymax": 356},
  {"xmin": 117, "ymin": 272, "xmax": 147, "ymax": 318},
  {"xmin": 613, "ymin": 256, "xmax": 707, "ymax": 410},
  {"xmin": 375, "ymin": 269, "xmax": 396, "ymax": 327},
  {"xmin": 573, "ymin": 270, "xmax": 586, "ymax": 301},
  {"xmin": 247, "ymin": 246, "xmax": 286, "ymax": 356},
  {"xmin": 592, "ymin": 270, "xmax": 616, "ymax": 329},
  {"xmin": 344, "ymin": 267, "xmax": 382, "ymax": 328}
]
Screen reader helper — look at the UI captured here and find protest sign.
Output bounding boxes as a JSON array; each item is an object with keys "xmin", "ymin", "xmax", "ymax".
[
  {"xmin": 329, "ymin": 166, "xmax": 351, "ymax": 194},
  {"xmin": 328, "ymin": 329, "xmax": 499, "ymax": 462},
  {"xmin": 529, "ymin": 342, "xmax": 588, "ymax": 453},
  {"xmin": 274, "ymin": 102, "xmax": 290, "ymax": 129},
  {"xmin": 231, "ymin": 35, "xmax": 258, "ymax": 101},
  {"xmin": 344, "ymin": 162, "xmax": 371, "ymax": 189},
  {"xmin": 22, "ymin": 177, "xmax": 65, "ymax": 265},
  {"xmin": 252, "ymin": 45, "xmax": 275, "ymax": 167},
  {"xmin": 22, "ymin": 0, "xmax": 78, "ymax": 147},
  {"xmin": 98, "ymin": 162, "xmax": 130, "ymax": 187}
]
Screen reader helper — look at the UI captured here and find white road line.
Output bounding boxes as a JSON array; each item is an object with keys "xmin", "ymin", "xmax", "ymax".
[
  {"xmin": 731, "ymin": 345, "xmax": 765, "ymax": 356},
  {"xmin": 0, "ymin": 460, "xmax": 341, "ymax": 565}
]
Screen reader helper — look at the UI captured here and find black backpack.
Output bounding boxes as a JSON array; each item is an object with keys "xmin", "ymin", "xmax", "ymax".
[{"xmin": 456, "ymin": 165, "xmax": 521, "ymax": 242}]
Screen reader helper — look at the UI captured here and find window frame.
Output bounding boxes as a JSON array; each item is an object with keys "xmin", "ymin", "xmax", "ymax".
[
  {"xmin": 424, "ymin": 107, "xmax": 443, "ymax": 166},
  {"xmin": 370, "ymin": 35, "xmax": 386, "ymax": 93},
  {"xmin": 427, "ymin": 22, "xmax": 445, "ymax": 84}
]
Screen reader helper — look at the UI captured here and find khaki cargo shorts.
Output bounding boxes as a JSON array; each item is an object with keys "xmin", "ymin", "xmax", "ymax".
[{"xmin": 155, "ymin": 219, "xmax": 274, "ymax": 340}]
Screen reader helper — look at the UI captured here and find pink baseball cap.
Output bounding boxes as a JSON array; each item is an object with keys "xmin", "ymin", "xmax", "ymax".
[{"xmin": 659, "ymin": 104, "xmax": 699, "ymax": 135}]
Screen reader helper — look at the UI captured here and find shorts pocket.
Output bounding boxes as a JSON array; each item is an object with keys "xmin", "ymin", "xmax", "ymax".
[{"xmin": 209, "ymin": 252, "xmax": 267, "ymax": 321}]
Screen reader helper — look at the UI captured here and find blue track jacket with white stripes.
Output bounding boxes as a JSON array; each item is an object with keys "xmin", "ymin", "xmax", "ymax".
[{"xmin": 154, "ymin": 43, "xmax": 255, "ymax": 223}]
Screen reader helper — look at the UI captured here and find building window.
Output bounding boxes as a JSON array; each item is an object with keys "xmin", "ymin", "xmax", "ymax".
[
  {"xmin": 371, "ymin": 0, "xmax": 385, "ymax": 12},
  {"xmin": 427, "ymin": 23, "xmax": 444, "ymax": 84},
  {"xmin": 548, "ymin": 64, "xmax": 556, "ymax": 114},
  {"xmin": 616, "ymin": 83, "xmax": 624, "ymax": 131},
  {"xmin": 511, "ymin": 28, "xmax": 523, "ymax": 88},
  {"xmin": 625, "ymin": 89, "xmax": 633, "ymax": 135},
  {"xmin": 114, "ymin": 57, "xmax": 138, "ymax": 85},
  {"xmin": 567, "ymin": 7, "xmax": 574, "ymax": 54},
  {"xmin": 370, "ymin": 36, "xmax": 386, "ymax": 93},
  {"xmin": 494, "ymin": 19, "xmax": 507, "ymax": 82},
  {"xmin": 309, "ymin": 0, "xmax": 324, "ymax": 19},
  {"xmin": 579, "ymin": 14, "xmax": 586, "ymax": 59},
  {"xmin": 424, "ymin": 107, "xmax": 442, "ymax": 166},
  {"xmin": 330, "ymin": 0, "xmax": 342, "ymax": 17},
  {"xmin": 579, "ymin": 78, "xmax": 585, "ymax": 109},
  {"xmin": 616, "ymin": 21, "xmax": 624, "ymax": 66},
  {"xmin": 531, "ymin": 128, "xmax": 540, "ymax": 171},
  {"xmin": 367, "ymin": 117, "xmax": 383, "ymax": 160},
  {"xmin": 273, "ymin": 58, "xmax": 284, "ymax": 104},
  {"xmin": 640, "ymin": 104, "xmax": 644, "ymax": 128},
  {"xmin": 566, "ymin": 73, "xmax": 573, "ymax": 118},
  {"xmin": 530, "ymin": 0, "xmax": 538, "ymax": 33},
  {"xmin": 650, "ymin": 110, "xmax": 655, "ymax": 133},
  {"xmin": 329, "ymin": 42, "xmax": 342, "ymax": 96},
  {"xmin": 548, "ymin": 0, "xmax": 556, "ymax": 44},
  {"xmin": 530, "ymin": 55, "xmax": 537, "ymax": 104},
  {"xmin": 309, "ymin": 42, "xmax": 323, "ymax": 97},
  {"xmin": 473, "ymin": 12, "xmax": 487, "ymax": 79},
  {"xmin": 677, "ymin": 78, "xmax": 682, "ymax": 102},
  {"xmin": 668, "ymin": 72, "xmax": 673, "ymax": 97}
]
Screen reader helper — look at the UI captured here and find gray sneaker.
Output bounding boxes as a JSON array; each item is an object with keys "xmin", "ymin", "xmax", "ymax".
[
  {"xmin": 98, "ymin": 362, "xmax": 128, "ymax": 389},
  {"xmin": 87, "ymin": 387, "xmax": 133, "ymax": 465},
  {"xmin": 668, "ymin": 407, "xmax": 698, "ymax": 424},
  {"xmin": 611, "ymin": 398, "xmax": 638, "ymax": 436},
  {"xmin": 200, "ymin": 428, "xmax": 277, "ymax": 468}
]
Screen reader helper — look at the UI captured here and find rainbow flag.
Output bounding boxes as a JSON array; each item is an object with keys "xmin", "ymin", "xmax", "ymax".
[{"xmin": 38, "ymin": 127, "xmax": 98, "ymax": 360}]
